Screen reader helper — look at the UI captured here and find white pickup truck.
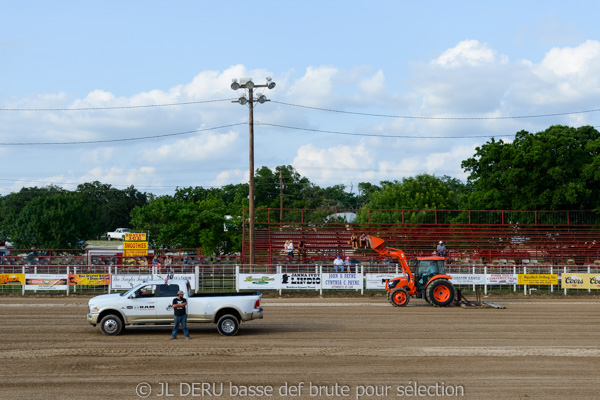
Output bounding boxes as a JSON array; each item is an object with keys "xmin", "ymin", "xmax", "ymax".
[
  {"xmin": 106, "ymin": 228, "xmax": 130, "ymax": 241},
  {"xmin": 87, "ymin": 280, "xmax": 263, "ymax": 336}
]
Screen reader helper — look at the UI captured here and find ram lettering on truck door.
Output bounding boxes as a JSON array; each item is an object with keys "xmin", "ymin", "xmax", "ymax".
[{"xmin": 127, "ymin": 284, "xmax": 158, "ymax": 322}]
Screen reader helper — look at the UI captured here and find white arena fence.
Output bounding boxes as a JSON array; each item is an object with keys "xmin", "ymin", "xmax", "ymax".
[{"xmin": 0, "ymin": 263, "xmax": 599, "ymax": 296}]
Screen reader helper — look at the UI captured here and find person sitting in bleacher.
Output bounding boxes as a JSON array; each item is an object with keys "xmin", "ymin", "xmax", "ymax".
[{"xmin": 436, "ymin": 241, "xmax": 447, "ymax": 257}]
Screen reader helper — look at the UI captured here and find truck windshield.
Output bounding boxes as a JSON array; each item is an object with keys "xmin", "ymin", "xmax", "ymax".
[{"xmin": 120, "ymin": 283, "xmax": 144, "ymax": 297}]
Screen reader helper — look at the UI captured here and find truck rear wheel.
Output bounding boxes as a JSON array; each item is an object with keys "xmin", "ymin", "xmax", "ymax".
[
  {"xmin": 217, "ymin": 314, "xmax": 239, "ymax": 336},
  {"xmin": 99, "ymin": 314, "xmax": 123, "ymax": 335},
  {"xmin": 427, "ymin": 280, "xmax": 455, "ymax": 307},
  {"xmin": 390, "ymin": 288, "xmax": 409, "ymax": 307}
]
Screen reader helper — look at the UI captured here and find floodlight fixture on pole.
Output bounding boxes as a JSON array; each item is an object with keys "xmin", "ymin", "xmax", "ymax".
[{"xmin": 230, "ymin": 77, "xmax": 276, "ymax": 266}]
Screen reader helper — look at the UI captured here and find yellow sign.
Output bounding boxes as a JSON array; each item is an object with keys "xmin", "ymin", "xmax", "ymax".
[
  {"xmin": 123, "ymin": 241, "xmax": 148, "ymax": 250},
  {"xmin": 125, "ymin": 233, "xmax": 146, "ymax": 241},
  {"xmin": 68, "ymin": 274, "xmax": 110, "ymax": 285},
  {"xmin": 562, "ymin": 273, "xmax": 600, "ymax": 289},
  {"xmin": 0, "ymin": 274, "xmax": 25, "ymax": 285},
  {"xmin": 123, "ymin": 249, "xmax": 148, "ymax": 257},
  {"xmin": 518, "ymin": 274, "xmax": 558, "ymax": 285}
]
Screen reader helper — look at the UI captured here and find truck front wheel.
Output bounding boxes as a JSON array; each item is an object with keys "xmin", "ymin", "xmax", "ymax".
[
  {"xmin": 99, "ymin": 314, "xmax": 123, "ymax": 335},
  {"xmin": 216, "ymin": 314, "xmax": 240, "ymax": 336}
]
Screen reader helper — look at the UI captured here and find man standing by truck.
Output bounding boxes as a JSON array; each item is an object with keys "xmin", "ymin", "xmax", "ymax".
[{"xmin": 171, "ymin": 290, "xmax": 190, "ymax": 340}]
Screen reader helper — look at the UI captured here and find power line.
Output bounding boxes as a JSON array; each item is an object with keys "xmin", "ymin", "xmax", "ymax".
[
  {"xmin": 0, "ymin": 123, "xmax": 246, "ymax": 146},
  {"xmin": 257, "ymin": 122, "xmax": 497, "ymax": 138},
  {"xmin": 0, "ymin": 98, "xmax": 236, "ymax": 111},
  {"xmin": 271, "ymin": 100, "xmax": 600, "ymax": 120}
]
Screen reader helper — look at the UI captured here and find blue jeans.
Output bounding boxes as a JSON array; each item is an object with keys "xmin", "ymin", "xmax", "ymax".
[{"xmin": 172, "ymin": 314, "xmax": 189, "ymax": 338}]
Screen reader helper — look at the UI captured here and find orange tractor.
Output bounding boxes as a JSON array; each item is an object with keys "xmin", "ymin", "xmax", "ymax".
[{"xmin": 369, "ymin": 236, "xmax": 456, "ymax": 307}]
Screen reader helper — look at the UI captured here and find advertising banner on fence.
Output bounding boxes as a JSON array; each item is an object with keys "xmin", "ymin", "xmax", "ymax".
[
  {"xmin": 280, "ymin": 273, "xmax": 320, "ymax": 289},
  {"xmin": 449, "ymin": 274, "xmax": 486, "ymax": 285},
  {"xmin": 321, "ymin": 273, "xmax": 363, "ymax": 290},
  {"xmin": 518, "ymin": 274, "xmax": 558, "ymax": 285},
  {"xmin": 68, "ymin": 274, "xmax": 111, "ymax": 285},
  {"xmin": 486, "ymin": 274, "xmax": 518, "ymax": 285},
  {"xmin": 366, "ymin": 273, "xmax": 401, "ymax": 289},
  {"xmin": 562, "ymin": 273, "xmax": 600, "ymax": 289},
  {"xmin": 0, "ymin": 273, "xmax": 25, "ymax": 285},
  {"xmin": 110, "ymin": 274, "xmax": 153, "ymax": 289},
  {"xmin": 154, "ymin": 274, "xmax": 197, "ymax": 290},
  {"xmin": 238, "ymin": 274, "xmax": 280, "ymax": 290},
  {"xmin": 25, "ymin": 274, "xmax": 68, "ymax": 290}
]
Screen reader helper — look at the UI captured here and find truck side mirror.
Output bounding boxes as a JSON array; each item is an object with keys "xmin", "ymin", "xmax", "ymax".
[{"xmin": 129, "ymin": 292, "xmax": 137, "ymax": 299}]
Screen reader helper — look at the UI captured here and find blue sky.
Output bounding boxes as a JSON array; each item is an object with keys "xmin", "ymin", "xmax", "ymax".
[{"xmin": 1, "ymin": 1, "xmax": 600, "ymax": 196}]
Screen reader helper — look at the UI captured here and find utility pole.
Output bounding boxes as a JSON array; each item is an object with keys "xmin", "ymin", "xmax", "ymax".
[
  {"xmin": 231, "ymin": 77, "xmax": 276, "ymax": 265},
  {"xmin": 279, "ymin": 167, "xmax": 283, "ymax": 223}
]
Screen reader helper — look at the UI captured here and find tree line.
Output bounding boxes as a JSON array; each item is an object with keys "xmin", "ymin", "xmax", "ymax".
[{"xmin": 1, "ymin": 125, "xmax": 598, "ymax": 253}]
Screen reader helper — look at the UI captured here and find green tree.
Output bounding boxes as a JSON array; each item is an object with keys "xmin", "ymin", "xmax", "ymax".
[
  {"xmin": 0, "ymin": 186, "xmax": 67, "ymax": 243},
  {"xmin": 357, "ymin": 174, "xmax": 466, "ymax": 223},
  {"xmin": 462, "ymin": 125, "xmax": 600, "ymax": 210},
  {"xmin": 76, "ymin": 182, "xmax": 149, "ymax": 239},
  {"xmin": 10, "ymin": 192, "xmax": 91, "ymax": 249},
  {"xmin": 130, "ymin": 189, "xmax": 231, "ymax": 255}
]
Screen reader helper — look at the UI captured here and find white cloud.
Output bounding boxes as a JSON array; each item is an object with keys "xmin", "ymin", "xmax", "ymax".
[
  {"xmin": 359, "ymin": 70, "xmax": 386, "ymax": 98},
  {"xmin": 142, "ymin": 131, "xmax": 239, "ymax": 162},
  {"xmin": 524, "ymin": 40, "xmax": 600, "ymax": 102},
  {"xmin": 287, "ymin": 66, "xmax": 338, "ymax": 106},
  {"xmin": 433, "ymin": 40, "xmax": 502, "ymax": 68}
]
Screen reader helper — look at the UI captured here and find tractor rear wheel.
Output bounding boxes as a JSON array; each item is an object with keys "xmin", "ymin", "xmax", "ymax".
[
  {"xmin": 427, "ymin": 280, "xmax": 455, "ymax": 307},
  {"xmin": 390, "ymin": 288, "xmax": 410, "ymax": 307}
]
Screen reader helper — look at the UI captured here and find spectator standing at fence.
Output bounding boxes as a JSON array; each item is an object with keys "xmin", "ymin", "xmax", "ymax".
[
  {"xmin": 437, "ymin": 241, "xmax": 447, "ymax": 257},
  {"xmin": 171, "ymin": 290, "xmax": 190, "ymax": 340},
  {"xmin": 333, "ymin": 254, "xmax": 345, "ymax": 273}
]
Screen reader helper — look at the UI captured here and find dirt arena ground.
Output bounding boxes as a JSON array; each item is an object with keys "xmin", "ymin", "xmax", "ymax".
[{"xmin": 1, "ymin": 295, "xmax": 599, "ymax": 400}]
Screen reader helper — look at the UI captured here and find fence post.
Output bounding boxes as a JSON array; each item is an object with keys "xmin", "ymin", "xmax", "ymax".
[
  {"xmin": 108, "ymin": 265, "xmax": 111, "ymax": 294},
  {"xmin": 195, "ymin": 265, "xmax": 199, "ymax": 294},
  {"xmin": 278, "ymin": 265, "xmax": 282, "ymax": 297},
  {"xmin": 513, "ymin": 266, "xmax": 516, "ymax": 292},
  {"xmin": 235, "ymin": 265, "xmax": 239, "ymax": 293},
  {"xmin": 484, "ymin": 266, "xmax": 487, "ymax": 296},
  {"xmin": 472, "ymin": 266, "xmax": 476, "ymax": 292},
  {"xmin": 588, "ymin": 265, "xmax": 591, "ymax": 294},
  {"xmin": 563, "ymin": 266, "xmax": 567, "ymax": 296},
  {"xmin": 319, "ymin": 265, "xmax": 323, "ymax": 297},
  {"xmin": 550, "ymin": 266, "xmax": 553, "ymax": 293},
  {"xmin": 66, "ymin": 266, "xmax": 70, "ymax": 296},
  {"xmin": 74, "ymin": 266, "xmax": 77, "ymax": 293},
  {"xmin": 22, "ymin": 266, "xmax": 25, "ymax": 296},
  {"xmin": 361, "ymin": 265, "xmax": 364, "ymax": 295},
  {"xmin": 523, "ymin": 266, "xmax": 527, "ymax": 295},
  {"xmin": 315, "ymin": 264, "xmax": 319, "ymax": 293}
]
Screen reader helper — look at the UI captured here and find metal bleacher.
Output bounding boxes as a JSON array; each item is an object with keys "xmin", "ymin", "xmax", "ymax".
[{"xmin": 242, "ymin": 208, "xmax": 600, "ymax": 266}]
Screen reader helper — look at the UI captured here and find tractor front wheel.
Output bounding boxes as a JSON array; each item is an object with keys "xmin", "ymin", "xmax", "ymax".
[
  {"xmin": 390, "ymin": 288, "xmax": 410, "ymax": 307},
  {"xmin": 427, "ymin": 280, "xmax": 455, "ymax": 307}
]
